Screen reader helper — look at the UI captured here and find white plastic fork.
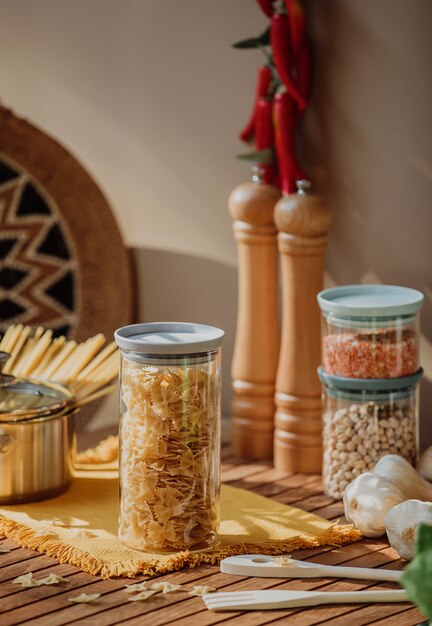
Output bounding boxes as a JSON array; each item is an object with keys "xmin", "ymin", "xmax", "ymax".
[
  {"xmin": 220, "ymin": 554, "xmax": 403, "ymax": 582},
  {"xmin": 203, "ymin": 589, "xmax": 409, "ymax": 611}
]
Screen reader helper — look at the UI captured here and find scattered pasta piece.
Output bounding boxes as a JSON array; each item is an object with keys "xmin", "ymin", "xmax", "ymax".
[
  {"xmin": 123, "ymin": 582, "xmax": 149, "ymax": 593},
  {"xmin": 40, "ymin": 573, "xmax": 69, "ymax": 585},
  {"xmin": 68, "ymin": 593, "xmax": 101, "ymax": 603},
  {"xmin": 128, "ymin": 590, "xmax": 158, "ymax": 602},
  {"xmin": 52, "ymin": 518, "xmax": 69, "ymax": 527},
  {"xmin": 34, "ymin": 529, "xmax": 57, "ymax": 538},
  {"xmin": 189, "ymin": 585, "xmax": 216, "ymax": 596},
  {"xmin": 76, "ymin": 435, "xmax": 119, "ymax": 465},
  {"xmin": 274, "ymin": 555, "xmax": 295, "ymax": 566},
  {"xmin": 69, "ymin": 529, "xmax": 95, "ymax": 539},
  {"xmin": 0, "ymin": 546, "xmax": 11, "ymax": 553},
  {"xmin": 13, "ymin": 573, "xmax": 43, "ymax": 588},
  {"xmin": 150, "ymin": 581, "xmax": 183, "ymax": 593}
]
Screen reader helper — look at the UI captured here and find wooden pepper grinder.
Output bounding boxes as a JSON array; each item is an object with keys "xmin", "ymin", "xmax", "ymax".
[
  {"xmin": 273, "ymin": 180, "xmax": 332, "ymax": 472},
  {"xmin": 229, "ymin": 168, "xmax": 281, "ymax": 460}
]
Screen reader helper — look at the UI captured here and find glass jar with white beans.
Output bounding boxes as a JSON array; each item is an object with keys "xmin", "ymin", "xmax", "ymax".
[{"xmin": 318, "ymin": 367, "xmax": 422, "ymax": 500}]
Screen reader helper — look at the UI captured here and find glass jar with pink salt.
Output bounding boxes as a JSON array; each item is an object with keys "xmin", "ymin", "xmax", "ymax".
[
  {"xmin": 317, "ymin": 285, "xmax": 424, "ymax": 379},
  {"xmin": 114, "ymin": 322, "xmax": 224, "ymax": 553}
]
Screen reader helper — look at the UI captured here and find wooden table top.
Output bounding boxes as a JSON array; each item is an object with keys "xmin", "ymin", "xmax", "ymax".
[{"xmin": 0, "ymin": 450, "xmax": 425, "ymax": 626}]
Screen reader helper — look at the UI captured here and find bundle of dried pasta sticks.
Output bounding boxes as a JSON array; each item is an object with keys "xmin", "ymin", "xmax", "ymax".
[{"xmin": 0, "ymin": 324, "xmax": 119, "ymax": 408}]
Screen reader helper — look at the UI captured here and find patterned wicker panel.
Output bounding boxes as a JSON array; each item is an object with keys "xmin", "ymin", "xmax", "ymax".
[{"xmin": 0, "ymin": 105, "xmax": 134, "ymax": 342}]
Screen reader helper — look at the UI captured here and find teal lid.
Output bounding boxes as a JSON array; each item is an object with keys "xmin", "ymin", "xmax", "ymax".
[
  {"xmin": 318, "ymin": 367, "xmax": 423, "ymax": 392},
  {"xmin": 317, "ymin": 285, "xmax": 424, "ymax": 318}
]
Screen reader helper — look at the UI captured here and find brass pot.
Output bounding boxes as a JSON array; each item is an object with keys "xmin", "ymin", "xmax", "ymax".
[{"xmin": 0, "ymin": 352, "xmax": 76, "ymax": 504}]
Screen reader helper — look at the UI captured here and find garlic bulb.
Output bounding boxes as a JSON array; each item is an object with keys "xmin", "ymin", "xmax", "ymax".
[
  {"xmin": 417, "ymin": 446, "xmax": 432, "ymax": 482},
  {"xmin": 385, "ymin": 499, "xmax": 432, "ymax": 560},
  {"xmin": 373, "ymin": 455, "xmax": 432, "ymax": 501},
  {"xmin": 343, "ymin": 472, "xmax": 406, "ymax": 537}
]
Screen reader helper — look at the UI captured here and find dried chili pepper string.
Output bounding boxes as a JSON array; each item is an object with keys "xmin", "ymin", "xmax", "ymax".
[
  {"xmin": 296, "ymin": 36, "xmax": 312, "ymax": 107},
  {"xmin": 274, "ymin": 91, "xmax": 306, "ymax": 195},
  {"xmin": 238, "ymin": 0, "xmax": 311, "ymax": 193},
  {"xmin": 239, "ymin": 64, "xmax": 273, "ymax": 143},
  {"xmin": 255, "ymin": 96, "xmax": 276, "ymax": 183},
  {"xmin": 272, "ymin": 0, "xmax": 311, "ymax": 192},
  {"xmin": 285, "ymin": 0, "xmax": 306, "ymax": 60},
  {"xmin": 271, "ymin": 9, "xmax": 306, "ymax": 111}
]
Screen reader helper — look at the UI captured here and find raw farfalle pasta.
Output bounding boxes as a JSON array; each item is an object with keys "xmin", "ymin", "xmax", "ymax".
[
  {"xmin": 34, "ymin": 529, "xmax": 57, "ymax": 538},
  {"xmin": 128, "ymin": 590, "xmax": 158, "ymax": 602},
  {"xmin": 119, "ymin": 362, "xmax": 220, "ymax": 553},
  {"xmin": 123, "ymin": 582, "xmax": 150, "ymax": 593},
  {"xmin": 189, "ymin": 585, "xmax": 216, "ymax": 596},
  {"xmin": 275, "ymin": 555, "xmax": 295, "ymax": 566},
  {"xmin": 150, "ymin": 581, "xmax": 183, "ymax": 593},
  {"xmin": 13, "ymin": 573, "xmax": 44, "ymax": 588},
  {"xmin": 40, "ymin": 573, "xmax": 69, "ymax": 585},
  {"xmin": 68, "ymin": 593, "xmax": 101, "ymax": 603},
  {"xmin": 69, "ymin": 529, "xmax": 95, "ymax": 539}
]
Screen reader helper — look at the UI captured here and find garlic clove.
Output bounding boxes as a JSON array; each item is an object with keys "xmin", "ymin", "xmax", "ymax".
[
  {"xmin": 417, "ymin": 447, "xmax": 432, "ymax": 482},
  {"xmin": 385, "ymin": 499, "xmax": 432, "ymax": 561},
  {"xmin": 373, "ymin": 455, "xmax": 432, "ymax": 501},
  {"xmin": 343, "ymin": 472, "xmax": 405, "ymax": 537}
]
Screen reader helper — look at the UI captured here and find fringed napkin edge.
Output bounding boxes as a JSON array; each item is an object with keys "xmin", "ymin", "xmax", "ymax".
[{"xmin": 0, "ymin": 514, "xmax": 362, "ymax": 579}]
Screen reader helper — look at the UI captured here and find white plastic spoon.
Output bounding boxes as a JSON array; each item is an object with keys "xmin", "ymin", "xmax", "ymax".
[{"xmin": 220, "ymin": 554, "xmax": 402, "ymax": 582}]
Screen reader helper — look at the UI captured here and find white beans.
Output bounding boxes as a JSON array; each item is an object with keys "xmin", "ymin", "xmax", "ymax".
[{"xmin": 323, "ymin": 402, "xmax": 417, "ymax": 499}]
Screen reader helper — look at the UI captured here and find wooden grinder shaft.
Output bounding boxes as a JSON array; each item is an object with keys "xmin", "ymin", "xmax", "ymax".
[
  {"xmin": 274, "ymin": 183, "xmax": 332, "ymax": 472},
  {"xmin": 229, "ymin": 181, "xmax": 281, "ymax": 459}
]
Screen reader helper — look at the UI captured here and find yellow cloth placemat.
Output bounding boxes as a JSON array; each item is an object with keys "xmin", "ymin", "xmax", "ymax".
[{"xmin": 0, "ymin": 470, "xmax": 361, "ymax": 578}]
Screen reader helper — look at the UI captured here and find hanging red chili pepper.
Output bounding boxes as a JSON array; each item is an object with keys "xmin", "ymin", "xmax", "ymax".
[
  {"xmin": 256, "ymin": 0, "xmax": 273, "ymax": 18},
  {"xmin": 273, "ymin": 91, "xmax": 307, "ymax": 195},
  {"xmin": 271, "ymin": 11, "xmax": 306, "ymax": 111},
  {"xmin": 284, "ymin": 0, "xmax": 306, "ymax": 60},
  {"xmin": 255, "ymin": 96, "xmax": 276, "ymax": 184},
  {"xmin": 239, "ymin": 65, "xmax": 273, "ymax": 143},
  {"xmin": 296, "ymin": 36, "xmax": 312, "ymax": 107}
]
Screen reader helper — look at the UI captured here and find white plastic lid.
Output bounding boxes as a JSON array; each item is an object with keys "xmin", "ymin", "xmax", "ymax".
[
  {"xmin": 317, "ymin": 285, "xmax": 424, "ymax": 318},
  {"xmin": 114, "ymin": 322, "xmax": 224, "ymax": 355}
]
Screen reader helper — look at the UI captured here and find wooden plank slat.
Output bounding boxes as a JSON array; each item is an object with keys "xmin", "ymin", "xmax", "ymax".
[
  {"xmin": 0, "ymin": 547, "xmax": 48, "ymax": 569},
  {"xmin": 231, "ymin": 475, "xmax": 324, "ymax": 503},
  {"xmin": 0, "ymin": 558, "xmax": 78, "ymax": 588},
  {"xmin": 221, "ymin": 463, "xmax": 277, "ymax": 483},
  {"xmin": 369, "ymin": 607, "xmax": 427, "ymax": 625},
  {"xmin": 315, "ymin": 603, "xmax": 423, "ymax": 626}
]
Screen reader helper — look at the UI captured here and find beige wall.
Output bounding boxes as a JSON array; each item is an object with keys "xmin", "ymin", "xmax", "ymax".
[
  {"xmin": 305, "ymin": 0, "xmax": 432, "ymax": 446},
  {"xmin": 0, "ymin": 1, "xmax": 431, "ymax": 445}
]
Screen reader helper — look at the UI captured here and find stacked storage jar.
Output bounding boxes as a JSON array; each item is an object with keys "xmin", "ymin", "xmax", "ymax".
[{"xmin": 317, "ymin": 285, "xmax": 424, "ymax": 499}]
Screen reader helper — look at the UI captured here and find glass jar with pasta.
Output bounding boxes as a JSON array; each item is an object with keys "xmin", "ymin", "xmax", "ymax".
[{"xmin": 114, "ymin": 322, "xmax": 224, "ymax": 553}]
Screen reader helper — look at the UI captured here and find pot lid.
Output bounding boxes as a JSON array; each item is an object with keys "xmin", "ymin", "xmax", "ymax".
[{"xmin": 0, "ymin": 351, "xmax": 72, "ymax": 422}]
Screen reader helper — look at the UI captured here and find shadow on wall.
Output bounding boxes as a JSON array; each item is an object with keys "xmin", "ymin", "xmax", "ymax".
[{"xmin": 132, "ymin": 247, "xmax": 237, "ymax": 417}]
